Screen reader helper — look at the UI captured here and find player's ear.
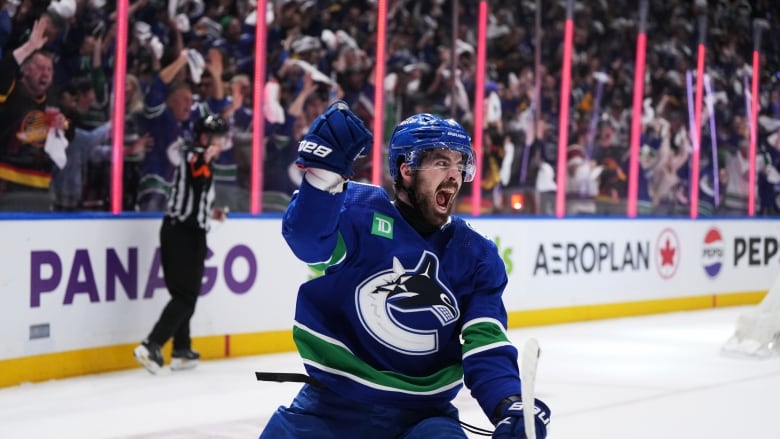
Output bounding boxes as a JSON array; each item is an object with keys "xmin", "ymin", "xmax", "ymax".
[{"xmin": 400, "ymin": 162, "xmax": 413, "ymax": 178}]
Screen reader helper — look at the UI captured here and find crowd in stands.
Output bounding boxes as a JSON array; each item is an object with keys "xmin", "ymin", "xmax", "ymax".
[{"xmin": 0, "ymin": 0, "xmax": 778, "ymax": 216}]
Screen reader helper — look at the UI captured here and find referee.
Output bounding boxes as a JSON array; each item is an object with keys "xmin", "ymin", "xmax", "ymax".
[{"xmin": 134, "ymin": 114, "xmax": 230, "ymax": 374}]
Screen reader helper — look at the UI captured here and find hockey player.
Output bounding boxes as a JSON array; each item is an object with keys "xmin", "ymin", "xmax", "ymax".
[
  {"xmin": 133, "ymin": 114, "xmax": 229, "ymax": 374},
  {"xmin": 258, "ymin": 102, "xmax": 550, "ymax": 438}
]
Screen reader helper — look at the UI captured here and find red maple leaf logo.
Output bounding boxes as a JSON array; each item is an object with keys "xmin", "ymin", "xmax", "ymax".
[{"xmin": 660, "ymin": 238, "xmax": 676, "ymax": 266}]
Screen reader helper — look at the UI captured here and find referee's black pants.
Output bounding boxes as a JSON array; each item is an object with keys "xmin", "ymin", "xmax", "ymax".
[{"xmin": 147, "ymin": 218, "xmax": 207, "ymax": 351}]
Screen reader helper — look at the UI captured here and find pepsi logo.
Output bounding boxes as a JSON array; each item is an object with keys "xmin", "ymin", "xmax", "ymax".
[{"xmin": 702, "ymin": 228, "xmax": 724, "ymax": 278}]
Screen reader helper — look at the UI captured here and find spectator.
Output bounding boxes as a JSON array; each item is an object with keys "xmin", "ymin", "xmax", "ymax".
[
  {"xmin": 137, "ymin": 49, "xmax": 195, "ymax": 211},
  {"xmin": 122, "ymin": 73, "xmax": 153, "ymax": 210},
  {"xmin": 480, "ymin": 126, "xmax": 505, "ymax": 211},
  {"xmin": 426, "ymin": 46, "xmax": 470, "ymax": 119},
  {"xmin": 290, "ymin": 72, "xmax": 328, "ymax": 138},
  {"xmin": 656, "ymin": 113, "xmax": 692, "ymax": 215},
  {"xmin": 565, "ymin": 146, "xmax": 599, "ymax": 215},
  {"xmin": 49, "ymin": 76, "xmax": 113, "ymax": 211},
  {"xmin": 2, "ymin": 0, "xmax": 50, "ymax": 56},
  {"xmin": 593, "ymin": 122, "xmax": 628, "ymax": 214},
  {"xmin": 530, "ymin": 134, "xmax": 557, "ymax": 215},
  {"xmin": 122, "ymin": 113, "xmax": 151, "ymax": 211},
  {"xmin": 333, "ymin": 43, "xmax": 374, "ymax": 120},
  {"xmin": 0, "ymin": 19, "xmax": 65, "ymax": 211},
  {"xmin": 211, "ymin": 15, "xmax": 254, "ymax": 77},
  {"xmin": 720, "ymin": 138, "xmax": 753, "ymax": 215},
  {"xmin": 260, "ymin": 70, "xmax": 304, "ymax": 198},
  {"xmin": 68, "ymin": 35, "xmax": 111, "ymax": 207},
  {"xmin": 221, "ymin": 73, "xmax": 254, "ymax": 211},
  {"xmin": 697, "ymin": 148, "xmax": 723, "ymax": 217},
  {"xmin": 757, "ymin": 140, "xmax": 780, "ymax": 216},
  {"xmin": 40, "ymin": 5, "xmax": 74, "ymax": 91},
  {"xmin": 123, "ymin": 72, "xmax": 144, "ymax": 114},
  {"xmin": 68, "ymin": 31, "xmax": 109, "ymax": 130}
]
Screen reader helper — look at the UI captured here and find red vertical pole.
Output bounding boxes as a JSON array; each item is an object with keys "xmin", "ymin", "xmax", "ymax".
[
  {"xmin": 748, "ymin": 19, "xmax": 768, "ymax": 216},
  {"xmin": 627, "ymin": 0, "xmax": 648, "ymax": 218},
  {"xmin": 748, "ymin": 49, "xmax": 759, "ymax": 216},
  {"xmin": 555, "ymin": 0, "xmax": 575, "ymax": 218},
  {"xmin": 471, "ymin": 0, "xmax": 487, "ymax": 216},
  {"xmin": 690, "ymin": 15, "xmax": 706, "ymax": 219},
  {"xmin": 251, "ymin": 0, "xmax": 268, "ymax": 214},
  {"xmin": 110, "ymin": 0, "xmax": 129, "ymax": 214},
  {"xmin": 372, "ymin": 0, "xmax": 387, "ymax": 186}
]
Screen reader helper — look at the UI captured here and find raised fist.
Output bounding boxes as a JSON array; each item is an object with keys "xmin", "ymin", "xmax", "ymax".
[{"xmin": 296, "ymin": 101, "xmax": 372, "ymax": 178}]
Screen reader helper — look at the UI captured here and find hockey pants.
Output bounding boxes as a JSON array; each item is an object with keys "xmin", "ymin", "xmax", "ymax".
[{"xmin": 258, "ymin": 383, "xmax": 467, "ymax": 438}]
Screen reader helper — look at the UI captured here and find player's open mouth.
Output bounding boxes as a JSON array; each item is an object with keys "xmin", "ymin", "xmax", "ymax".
[{"xmin": 435, "ymin": 189, "xmax": 455, "ymax": 210}]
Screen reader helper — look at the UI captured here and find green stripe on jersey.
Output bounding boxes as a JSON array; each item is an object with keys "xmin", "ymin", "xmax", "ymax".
[
  {"xmin": 308, "ymin": 232, "xmax": 347, "ymax": 273},
  {"xmin": 294, "ymin": 325, "xmax": 463, "ymax": 394},
  {"xmin": 461, "ymin": 319, "xmax": 511, "ymax": 358}
]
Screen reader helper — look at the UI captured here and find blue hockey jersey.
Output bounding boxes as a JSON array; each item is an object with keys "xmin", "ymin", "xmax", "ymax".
[{"xmin": 282, "ymin": 178, "xmax": 522, "ymax": 417}]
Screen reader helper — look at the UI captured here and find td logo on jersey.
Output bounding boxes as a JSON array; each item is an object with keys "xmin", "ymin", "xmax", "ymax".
[{"xmin": 355, "ymin": 251, "xmax": 459, "ymax": 355}]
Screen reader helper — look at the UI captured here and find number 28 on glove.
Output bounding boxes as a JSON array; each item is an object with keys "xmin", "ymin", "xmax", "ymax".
[{"xmin": 296, "ymin": 101, "xmax": 373, "ymax": 179}]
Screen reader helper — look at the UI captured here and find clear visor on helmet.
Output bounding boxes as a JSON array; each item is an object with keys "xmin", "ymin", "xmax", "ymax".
[{"xmin": 406, "ymin": 144, "xmax": 476, "ymax": 182}]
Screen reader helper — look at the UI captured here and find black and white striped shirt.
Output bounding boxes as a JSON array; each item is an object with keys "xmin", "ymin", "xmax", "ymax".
[{"xmin": 166, "ymin": 145, "xmax": 215, "ymax": 231}]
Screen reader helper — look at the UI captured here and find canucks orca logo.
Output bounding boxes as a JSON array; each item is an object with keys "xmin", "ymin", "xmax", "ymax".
[{"xmin": 355, "ymin": 251, "xmax": 460, "ymax": 355}]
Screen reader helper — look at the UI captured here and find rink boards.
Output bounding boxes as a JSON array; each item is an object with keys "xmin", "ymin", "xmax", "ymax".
[{"xmin": 0, "ymin": 215, "xmax": 776, "ymax": 387}]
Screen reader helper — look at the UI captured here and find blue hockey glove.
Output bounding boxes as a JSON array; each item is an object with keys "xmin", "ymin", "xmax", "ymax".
[
  {"xmin": 296, "ymin": 100, "xmax": 372, "ymax": 178},
  {"xmin": 492, "ymin": 396, "xmax": 551, "ymax": 439}
]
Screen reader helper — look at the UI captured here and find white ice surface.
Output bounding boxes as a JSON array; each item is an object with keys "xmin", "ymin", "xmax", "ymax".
[{"xmin": 1, "ymin": 306, "xmax": 779, "ymax": 439}]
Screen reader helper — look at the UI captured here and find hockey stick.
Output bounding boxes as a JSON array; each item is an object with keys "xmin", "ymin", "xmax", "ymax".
[
  {"xmin": 255, "ymin": 371, "xmax": 324, "ymax": 388},
  {"xmin": 521, "ymin": 338, "xmax": 541, "ymax": 439}
]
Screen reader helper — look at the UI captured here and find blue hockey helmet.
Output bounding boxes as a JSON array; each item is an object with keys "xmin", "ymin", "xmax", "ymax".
[{"xmin": 388, "ymin": 113, "xmax": 475, "ymax": 182}]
